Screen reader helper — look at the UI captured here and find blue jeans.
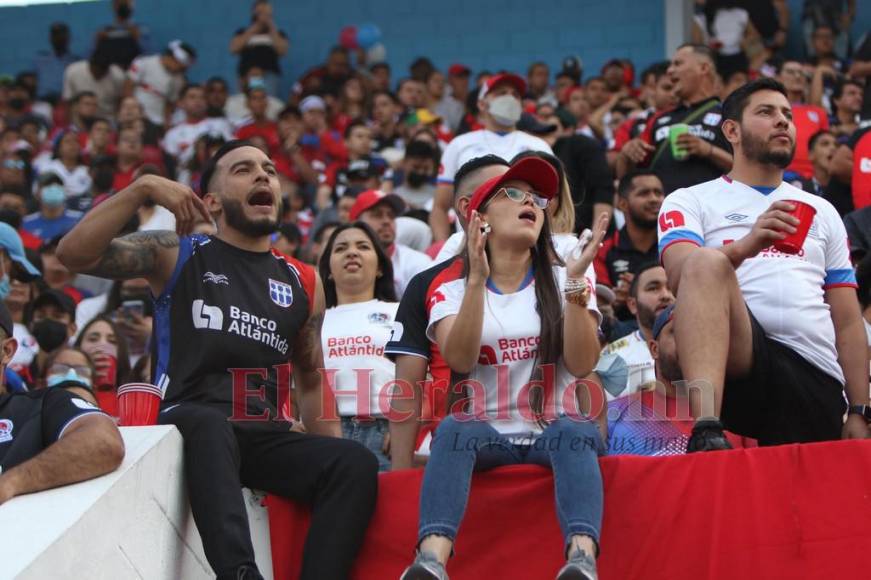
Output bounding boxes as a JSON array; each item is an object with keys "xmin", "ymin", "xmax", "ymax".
[
  {"xmin": 341, "ymin": 417, "xmax": 390, "ymax": 472},
  {"xmin": 418, "ymin": 415, "xmax": 605, "ymax": 551}
]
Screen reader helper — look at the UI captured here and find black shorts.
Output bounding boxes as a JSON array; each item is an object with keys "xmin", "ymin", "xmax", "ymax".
[{"xmin": 720, "ymin": 309, "xmax": 846, "ymax": 446}]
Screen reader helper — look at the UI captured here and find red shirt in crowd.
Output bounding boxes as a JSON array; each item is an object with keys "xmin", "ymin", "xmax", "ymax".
[
  {"xmin": 235, "ymin": 122, "xmax": 281, "ymax": 157},
  {"xmin": 786, "ymin": 103, "xmax": 829, "ymax": 179}
]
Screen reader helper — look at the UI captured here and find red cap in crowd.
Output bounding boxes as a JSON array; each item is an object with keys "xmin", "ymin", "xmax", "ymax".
[
  {"xmin": 466, "ymin": 157, "xmax": 559, "ymax": 221},
  {"xmin": 478, "ymin": 72, "xmax": 527, "ymax": 100},
  {"xmin": 349, "ymin": 190, "xmax": 407, "ymax": 221},
  {"xmin": 448, "ymin": 63, "xmax": 471, "ymax": 77}
]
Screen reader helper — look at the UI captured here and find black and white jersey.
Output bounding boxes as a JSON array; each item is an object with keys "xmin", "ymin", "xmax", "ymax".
[{"xmin": 153, "ymin": 235, "xmax": 316, "ymax": 417}]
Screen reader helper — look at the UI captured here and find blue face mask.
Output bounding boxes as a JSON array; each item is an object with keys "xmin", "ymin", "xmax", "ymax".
[
  {"xmin": 41, "ymin": 184, "xmax": 66, "ymax": 207},
  {"xmin": 47, "ymin": 368, "xmax": 92, "ymax": 389},
  {"xmin": 0, "ymin": 274, "xmax": 9, "ymax": 301}
]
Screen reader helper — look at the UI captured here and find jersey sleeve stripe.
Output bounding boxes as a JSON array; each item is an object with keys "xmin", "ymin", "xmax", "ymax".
[
  {"xmin": 158, "ymin": 235, "xmax": 196, "ymax": 301},
  {"xmin": 383, "ymin": 345, "xmax": 430, "ymax": 360},
  {"xmin": 658, "ymin": 230, "xmax": 704, "ymax": 259},
  {"xmin": 824, "ymin": 268, "xmax": 858, "ymax": 287},
  {"xmin": 56, "ymin": 410, "xmax": 109, "ymax": 440},
  {"xmin": 436, "ymin": 177, "xmax": 454, "ymax": 184}
]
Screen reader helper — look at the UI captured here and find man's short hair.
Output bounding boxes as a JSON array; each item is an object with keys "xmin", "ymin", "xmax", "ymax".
[
  {"xmin": 404, "ymin": 140, "xmax": 437, "ymax": 162},
  {"xmin": 617, "ymin": 169, "xmax": 659, "ymax": 199},
  {"xmin": 640, "ymin": 61, "xmax": 670, "ymax": 84},
  {"xmin": 676, "ymin": 43, "xmax": 717, "ymax": 67},
  {"xmin": 629, "ymin": 261, "xmax": 663, "ymax": 299},
  {"xmin": 180, "ymin": 83, "xmax": 203, "ymax": 99},
  {"xmin": 453, "ymin": 155, "xmax": 510, "ymax": 199},
  {"xmin": 527, "ymin": 61, "xmax": 548, "ymax": 76},
  {"xmin": 722, "ymin": 77, "xmax": 788, "ymax": 124},
  {"xmin": 808, "ymin": 129, "xmax": 834, "ymax": 152},
  {"xmin": 832, "ymin": 78, "xmax": 863, "ymax": 102},
  {"xmin": 584, "ymin": 76, "xmax": 606, "ymax": 87},
  {"xmin": 71, "ymin": 91, "xmax": 96, "ymax": 105},
  {"xmin": 372, "ymin": 90, "xmax": 399, "ymax": 105},
  {"xmin": 278, "ymin": 105, "xmax": 301, "ymax": 120},
  {"xmin": 199, "ymin": 139, "xmax": 255, "ymax": 195},
  {"xmin": 370, "ymin": 62, "xmax": 390, "ymax": 74},
  {"xmin": 343, "ymin": 118, "xmax": 368, "ymax": 140},
  {"xmin": 206, "ymin": 76, "xmax": 228, "ymax": 88}
]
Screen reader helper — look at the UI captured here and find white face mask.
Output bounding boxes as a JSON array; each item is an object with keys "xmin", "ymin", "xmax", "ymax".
[{"xmin": 488, "ymin": 94, "xmax": 522, "ymax": 127}]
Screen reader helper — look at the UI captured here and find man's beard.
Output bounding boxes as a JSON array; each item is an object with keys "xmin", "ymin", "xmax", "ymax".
[
  {"xmin": 658, "ymin": 352, "xmax": 683, "ymax": 383},
  {"xmin": 742, "ymin": 128, "xmax": 795, "ymax": 168},
  {"xmin": 222, "ymin": 197, "xmax": 279, "ymax": 238},
  {"xmin": 636, "ymin": 300, "xmax": 658, "ymax": 331},
  {"xmin": 629, "ymin": 210, "xmax": 658, "ymax": 230}
]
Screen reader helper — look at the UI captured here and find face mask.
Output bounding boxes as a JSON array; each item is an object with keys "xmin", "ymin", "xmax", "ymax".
[
  {"xmin": 406, "ymin": 171, "xmax": 431, "ymax": 188},
  {"xmin": 116, "ymin": 3, "xmax": 132, "ymax": 19},
  {"xmin": 8, "ymin": 98, "xmax": 26, "ymax": 111},
  {"xmin": 41, "ymin": 184, "xmax": 66, "ymax": 207},
  {"xmin": 48, "ymin": 369, "xmax": 92, "ymax": 390},
  {"xmin": 31, "ymin": 319, "xmax": 69, "ymax": 352},
  {"xmin": 0, "ymin": 275, "xmax": 10, "ymax": 301},
  {"xmin": 488, "ymin": 94, "xmax": 522, "ymax": 127}
]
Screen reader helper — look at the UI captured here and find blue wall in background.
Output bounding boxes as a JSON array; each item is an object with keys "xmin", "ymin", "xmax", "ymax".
[
  {"xmin": 0, "ymin": 0, "xmax": 868, "ymax": 98},
  {"xmin": 1, "ymin": 0, "xmax": 666, "ymax": 97}
]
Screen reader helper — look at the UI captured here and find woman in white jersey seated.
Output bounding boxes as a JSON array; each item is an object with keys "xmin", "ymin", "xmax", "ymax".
[
  {"xmin": 401, "ymin": 156, "xmax": 609, "ymax": 580},
  {"xmin": 318, "ymin": 221, "xmax": 399, "ymax": 471}
]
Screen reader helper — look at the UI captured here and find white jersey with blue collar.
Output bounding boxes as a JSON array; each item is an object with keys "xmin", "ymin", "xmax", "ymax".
[{"xmin": 658, "ymin": 175, "xmax": 857, "ymax": 383}]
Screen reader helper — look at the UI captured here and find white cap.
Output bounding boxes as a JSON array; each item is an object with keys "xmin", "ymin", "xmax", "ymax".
[{"xmin": 299, "ymin": 95, "xmax": 326, "ymax": 113}]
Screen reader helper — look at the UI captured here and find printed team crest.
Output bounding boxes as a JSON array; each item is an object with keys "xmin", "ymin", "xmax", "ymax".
[
  {"xmin": 0, "ymin": 419, "xmax": 13, "ymax": 443},
  {"xmin": 807, "ymin": 110, "xmax": 819, "ymax": 123},
  {"xmin": 268, "ymin": 278, "xmax": 294, "ymax": 308},
  {"xmin": 368, "ymin": 312, "xmax": 390, "ymax": 325}
]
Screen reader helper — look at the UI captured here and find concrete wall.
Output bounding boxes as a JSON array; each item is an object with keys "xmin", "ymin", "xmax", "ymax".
[{"xmin": 0, "ymin": 426, "xmax": 273, "ymax": 580}]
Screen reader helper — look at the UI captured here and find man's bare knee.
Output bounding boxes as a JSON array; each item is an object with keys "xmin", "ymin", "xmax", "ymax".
[{"xmin": 679, "ymin": 248, "xmax": 735, "ymax": 288}]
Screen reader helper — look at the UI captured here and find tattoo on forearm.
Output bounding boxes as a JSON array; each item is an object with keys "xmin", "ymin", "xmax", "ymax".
[
  {"xmin": 293, "ymin": 311, "xmax": 324, "ymax": 372},
  {"xmin": 87, "ymin": 230, "xmax": 179, "ymax": 279}
]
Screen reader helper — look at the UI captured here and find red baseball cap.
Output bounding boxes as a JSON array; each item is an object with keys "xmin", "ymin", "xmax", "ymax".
[
  {"xmin": 466, "ymin": 157, "xmax": 559, "ymax": 221},
  {"xmin": 448, "ymin": 63, "xmax": 471, "ymax": 77},
  {"xmin": 478, "ymin": 72, "xmax": 527, "ymax": 100},
  {"xmin": 349, "ymin": 189, "xmax": 406, "ymax": 221}
]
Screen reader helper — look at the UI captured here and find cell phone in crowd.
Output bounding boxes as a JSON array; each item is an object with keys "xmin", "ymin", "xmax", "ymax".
[{"xmin": 121, "ymin": 300, "xmax": 145, "ymax": 320}]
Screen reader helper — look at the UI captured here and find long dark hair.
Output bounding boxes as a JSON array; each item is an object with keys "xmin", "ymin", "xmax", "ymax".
[
  {"xmin": 449, "ymin": 204, "xmax": 565, "ymax": 424},
  {"xmin": 318, "ymin": 221, "xmax": 397, "ymax": 308},
  {"xmin": 74, "ymin": 314, "xmax": 133, "ymax": 386}
]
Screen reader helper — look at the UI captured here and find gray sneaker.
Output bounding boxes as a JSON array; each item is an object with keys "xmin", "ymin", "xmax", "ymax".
[
  {"xmin": 556, "ymin": 549, "xmax": 597, "ymax": 580},
  {"xmin": 400, "ymin": 551, "xmax": 449, "ymax": 580}
]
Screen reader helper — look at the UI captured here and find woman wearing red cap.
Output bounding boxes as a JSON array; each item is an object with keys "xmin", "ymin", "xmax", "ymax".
[{"xmin": 401, "ymin": 156, "xmax": 609, "ymax": 580}]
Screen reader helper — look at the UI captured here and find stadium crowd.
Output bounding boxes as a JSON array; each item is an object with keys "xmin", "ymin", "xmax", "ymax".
[{"xmin": 0, "ymin": 0, "xmax": 870, "ymax": 579}]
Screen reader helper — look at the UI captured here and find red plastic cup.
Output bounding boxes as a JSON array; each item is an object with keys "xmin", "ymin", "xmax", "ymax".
[
  {"xmin": 95, "ymin": 354, "xmax": 118, "ymax": 389},
  {"xmin": 773, "ymin": 200, "xmax": 817, "ymax": 254},
  {"xmin": 117, "ymin": 382, "xmax": 163, "ymax": 426}
]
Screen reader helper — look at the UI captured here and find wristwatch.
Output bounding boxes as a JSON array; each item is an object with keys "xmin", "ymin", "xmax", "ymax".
[{"xmin": 847, "ymin": 405, "xmax": 871, "ymax": 422}]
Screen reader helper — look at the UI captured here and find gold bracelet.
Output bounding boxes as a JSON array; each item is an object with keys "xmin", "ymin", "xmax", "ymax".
[{"xmin": 564, "ymin": 278, "xmax": 591, "ymax": 307}]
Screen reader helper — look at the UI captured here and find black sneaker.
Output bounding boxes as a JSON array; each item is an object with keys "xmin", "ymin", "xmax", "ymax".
[{"xmin": 686, "ymin": 419, "xmax": 733, "ymax": 453}]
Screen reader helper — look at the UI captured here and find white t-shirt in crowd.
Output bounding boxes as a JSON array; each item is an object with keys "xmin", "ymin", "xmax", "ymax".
[
  {"xmin": 10, "ymin": 322, "xmax": 38, "ymax": 373},
  {"xmin": 128, "ymin": 55, "xmax": 185, "ymax": 126},
  {"xmin": 62, "ymin": 60, "xmax": 126, "ymax": 118},
  {"xmin": 138, "ymin": 205, "xmax": 176, "ymax": 231},
  {"xmin": 38, "ymin": 159, "xmax": 92, "ymax": 197},
  {"xmin": 437, "ymin": 129, "xmax": 553, "ymax": 185},
  {"xmin": 225, "ymin": 93, "xmax": 285, "ymax": 126},
  {"xmin": 602, "ymin": 329, "xmax": 655, "ymax": 399},
  {"xmin": 435, "ymin": 231, "xmax": 581, "ymax": 265},
  {"xmin": 322, "ymin": 300, "xmax": 399, "ymax": 417},
  {"xmin": 427, "ymin": 264, "xmax": 600, "ymax": 438},
  {"xmin": 659, "ymin": 176, "xmax": 856, "ymax": 383},
  {"xmin": 162, "ymin": 118, "xmax": 235, "ymax": 164},
  {"xmin": 392, "ymin": 243, "xmax": 433, "ymax": 297}
]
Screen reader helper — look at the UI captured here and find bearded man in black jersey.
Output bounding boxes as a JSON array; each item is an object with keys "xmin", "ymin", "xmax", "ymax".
[{"xmin": 58, "ymin": 140, "xmax": 378, "ymax": 580}]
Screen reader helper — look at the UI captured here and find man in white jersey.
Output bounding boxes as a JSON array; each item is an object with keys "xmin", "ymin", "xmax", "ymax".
[
  {"xmin": 429, "ymin": 72, "xmax": 553, "ymax": 241},
  {"xmin": 659, "ymin": 78, "xmax": 870, "ymax": 451},
  {"xmin": 162, "ymin": 84, "xmax": 234, "ymax": 167}
]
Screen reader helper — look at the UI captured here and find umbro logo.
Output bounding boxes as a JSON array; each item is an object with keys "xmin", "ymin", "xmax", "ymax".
[
  {"xmin": 203, "ymin": 272, "xmax": 229, "ymax": 285},
  {"xmin": 725, "ymin": 213, "xmax": 748, "ymax": 223}
]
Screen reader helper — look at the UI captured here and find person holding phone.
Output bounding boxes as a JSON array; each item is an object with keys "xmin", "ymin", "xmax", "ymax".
[{"xmin": 401, "ymin": 156, "xmax": 609, "ymax": 580}]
